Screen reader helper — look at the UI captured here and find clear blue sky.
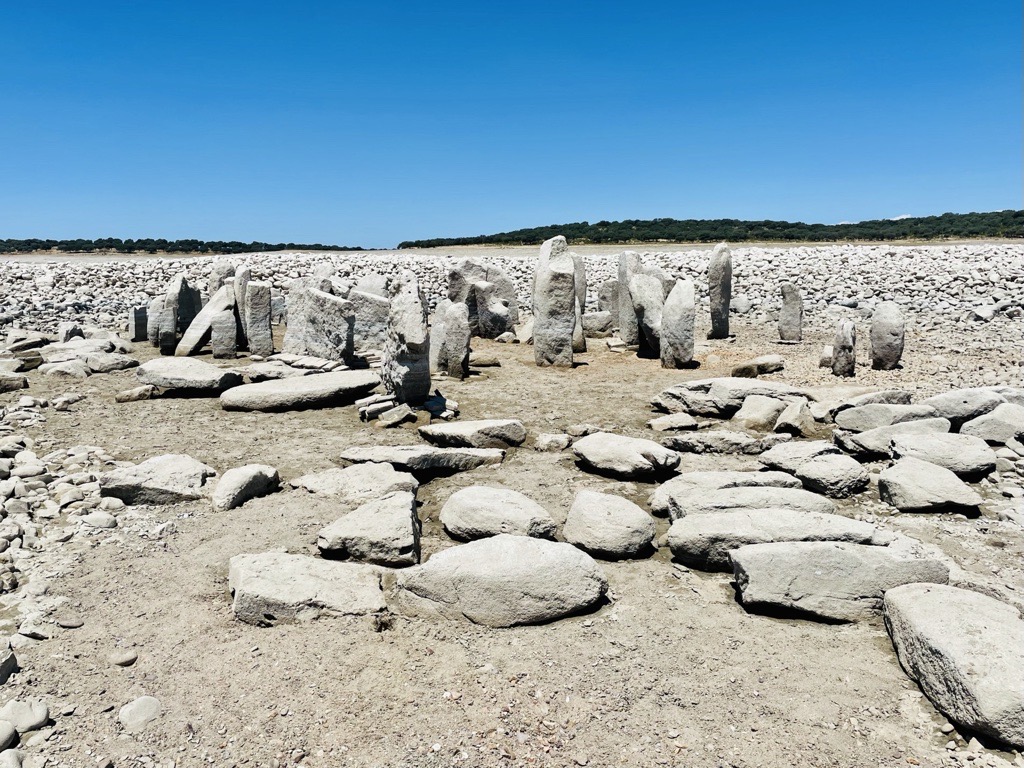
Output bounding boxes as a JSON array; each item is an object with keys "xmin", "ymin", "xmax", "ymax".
[{"xmin": 1, "ymin": 1, "xmax": 1020, "ymax": 248}]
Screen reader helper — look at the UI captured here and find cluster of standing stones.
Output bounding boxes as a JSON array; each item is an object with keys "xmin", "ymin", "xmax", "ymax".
[{"xmin": 0, "ymin": 238, "xmax": 1021, "ymax": 757}]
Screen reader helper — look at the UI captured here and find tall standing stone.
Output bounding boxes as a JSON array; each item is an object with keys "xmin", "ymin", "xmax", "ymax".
[
  {"xmin": 778, "ymin": 282, "xmax": 803, "ymax": 342},
  {"xmin": 707, "ymin": 242, "xmax": 732, "ymax": 339},
  {"xmin": 628, "ymin": 273, "xmax": 664, "ymax": 356},
  {"xmin": 146, "ymin": 296, "xmax": 165, "ymax": 346},
  {"xmin": 661, "ymin": 279, "xmax": 695, "ymax": 369},
  {"xmin": 128, "ymin": 306, "xmax": 148, "ymax": 342},
  {"xmin": 598, "ymin": 279, "xmax": 619, "ymax": 316},
  {"xmin": 532, "ymin": 236, "xmax": 577, "ymax": 367},
  {"xmin": 448, "ymin": 259, "xmax": 488, "ymax": 336},
  {"xmin": 282, "ymin": 278, "xmax": 355, "ymax": 362},
  {"xmin": 429, "ymin": 298, "xmax": 451, "ymax": 373},
  {"xmin": 233, "ymin": 265, "xmax": 252, "ymax": 348},
  {"xmin": 208, "ymin": 261, "xmax": 236, "ymax": 297},
  {"xmin": 617, "ymin": 252, "xmax": 642, "ymax": 345},
  {"xmin": 382, "ymin": 270, "xmax": 431, "ymax": 404},
  {"xmin": 870, "ymin": 301, "xmax": 905, "ymax": 370},
  {"xmin": 438, "ymin": 302, "xmax": 471, "ymax": 379},
  {"xmin": 570, "ymin": 251, "xmax": 587, "ymax": 353},
  {"xmin": 244, "ymin": 281, "xmax": 274, "ymax": 357},
  {"xmin": 211, "ymin": 309, "xmax": 238, "ymax": 359},
  {"xmin": 348, "ymin": 289, "xmax": 390, "ymax": 350},
  {"xmin": 832, "ymin": 320, "xmax": 856, "ymax": 377}
]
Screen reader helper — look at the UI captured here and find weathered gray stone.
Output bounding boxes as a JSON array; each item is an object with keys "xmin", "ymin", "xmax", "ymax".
[
  {"xmin": 649, "ymin": 469, "xmax": 803, "ymax": 517},
  {"xmin": 208, "ymin": 260, "xmax": 236, "ymax": 296},
  {"xmin": 348, "ymin": 288, "xmax": 390, "ymax": 351},
  {"xmin": 436, "ymin": 302, "xmax": 470, "ymax": 379},
  {"xmin": 657, "ymin": 483, "xmax": 835, "ymax": 521},
  {"xmin": 282, "ymin": 279, "xmax": 355, "ymax": 362},
  {"xmin": 210, "ymin": 308, "xmax": 238, "ymax": 359},
  {"xmin": 961, "ymin": 402, "xmax": 1024, "ymax": 445},
  {"xmin": 137, "ymin": 357, "xmax": 242, "ymax": 393},
  {"xmin": 146, "ymin": 295, "xmax": 166, "ymax": 346},
  {"xmin": 384, "ymin": 534, "xmax": 607, "ymax": 627},
  {"xmin": 0, "ymin": 375, "xmax": 28, "ymax": 394},
  {"xmin": 660, "ymin": 278, "xmax": 695, "ymax": 368},
  {"xmin": 890, "ymin": 433, "xmax": 996, "ymax": 479},
  {"xmin": 82, "ymin": 352, "xmax": 138, "ymax": 374},
  {"xmin": 233, "ymin": 265, "xmax": 252, "ymax": 345},
  {"xmin": 922, "ymin": 388, "xmax": 1007, "ymax": 428},
  {"xmin": 128, "ymin": 306, "xmax": 148, "ymax": 342},
  {"xmin": 617, "ymin": 252, "xmax": 642, "ymax": 345},
  {"xmin": 119, "ymin": 696, "xmax": 161, "ymax": 733},
  {"xmin": 884, "ymin": 583, "xmax": 1024, "ymax": 749},
  {"xmin": 474, "ymin": 281, "xmax": 511, "ymax": 339},
  {"xmin": 572, "ymin": 432, "xmax": 680, "ymax": 479},
  {"xmin": 831, "ymin": 320, "xmax": 856, "ymax": 377},
  {"xmin": 597, "ymin": 278, "xmax": 619, "ymax": 316},
  {"xmin": 707, "ymin": 242, "xmax": 732, "ymax": 339},
  {"xmin": 289, "ymin": 463, "xmax": 418, "ymax": 503},
  {"xmin": 338, "ymin": 445, "xmax": 504, "ymax": 476},
  {"xmin": 870, "ymin": 301, "xmax": 905, "ymax": 370},
  {"xmin": 778, "ymin": 282, "xmax": 803, "ymax": 341},
  {"xmin": 648, "ymin": 412, "xmax": 699, "ymax": 432},
  {"xmin": 582, "ymin": 311, "xmax": 613, "ymax": 336},
  {"xmin": 318, "ymin": 491, "xmax": 419, "ymax": 566},
  {"xmin": 533, "ymin": 237, "xmax": 576, "ymax": 367},
  {"xmin": 562, "ymin": 490, "xmax": 656, "ymax": 559},
  {"xmin": 732, "ymin": 395, "xmax": 787, "ymax": 431},
  {"xmin": 834, "ymin": 403, "xmax": 939, "ymax": 432},
  {"xmin": 878, "ymin": 457, "xmax": 983, "ymax": 512},
  {"xmin": 662, "ymin": 430, "xmax": 786, "ymax": 456},
  {"xmin": 0, "ymin": 699, "xmax": 48, "ymax": 734},
  {"xmin": 100, "ymin": 454, "xmax": 217, "ymax": 505},
  {"xmin": 382, "ymin": 270, "xmax": 430, "ymax": 405},
  {"xmin": 774, "ymin": 399, "xmax": 814, "ymax": 436},
  {"xmin": 418, "ymin": 419, "xmax": 526, "ymax": 449},
  {"xmin": 732, "ymin": 541, "xmax": 949, "ymax": 622},
  {"xmin": 244, "ymin": 281, "xmax": 274, "ymax": 357},
  {"xmin": 440, "ymin": 486, "xmax": 555, "ymax": 540},
  {"xmin": 793, "ymin": 453, "xmax": 869, "ymax": 498},
  {"xmin": 212, "ymin": 464, "xmax": 280, "ymax": 511},
  {"xmin": 834, "ymin": 417, "xmax": 951, "ymax": 458},
  {"xmin": 229, "ymin": 552, "xmax": 385, "ymax": 625},
  {"xmin": 220, "ymin": 370, "xmax": 380, "ymax": 411}
]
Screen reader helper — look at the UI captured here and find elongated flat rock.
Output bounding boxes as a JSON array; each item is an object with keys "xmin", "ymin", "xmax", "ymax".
[
  {"xmin": 228, "ymin": 552, "xmax": 386, "ymax": 626},
  {"xmin": 731, "ymin": 541, "xmax": 949, "ymax": 622},
  {"xmin": 440, "ymin": 486, "xmax": 555, "ymax": 540},
  {"xmin": 100, "ymin": 454, "xmax": 217, "ymax": 505},
  {"xmin": 289, "ymin": 463, "xmax": 418, "ymax": 503},
  {"xmin": 878, "ymin": 457, "xmax": 983, "ymax": 512},
  {"xmin": 418, "ymin": 419, "xmax": 527, "ymax": 449},
  {"xmin": 661, "ymin": 484, "xmax": 835, "ymax": 521},
  {"xmin": 649, "ymin": 470, "xmax": 802, "ymax": 518},
  {"xmin": 138, "ymin": 357, "xmax": 242, "ymax": 393},
  {"xmin": 572, "ymin": 432, "xmax": 680, "ymax": 479},
  {"xmin": 834, "ymin": 417, "xmax": 951, "ymax": 458},
  {"xmin": 220, "ymin": 370, "xmax": 380, "ymax": 411},
  {"xmin": 889, "ymin": 433, "xmax": 996, "ymax": 479},
  {"xmin": 385, "ymin": 534, "xmax": 607, "ymax": 627},
  {"xmin": 338, "ymin": 445, "xmax": 504, "ymax": 476},
  {"xmin": 884, "ymin": 583, "xmax": 1024, "ymax": 749},
  {"xmin": 317, "ymin": 491, "xmax": 420, "ymax": 566}
]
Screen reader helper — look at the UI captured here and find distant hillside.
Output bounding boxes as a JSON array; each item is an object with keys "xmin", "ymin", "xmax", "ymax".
[
  {"xmin": 0, "ymin": 238, "xmax": 365, "ymax": 255},
  {"xmin": 397, "ymin": 210, "xmax": 1024, "ymax": 249}
]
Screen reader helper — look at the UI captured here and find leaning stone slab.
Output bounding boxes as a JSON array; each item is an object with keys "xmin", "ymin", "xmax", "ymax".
[
  {"xmin": 418, "ymin": 419, "xmax": 526, "ymax": 449},
  {"xmin": 572, "ymin": 432, "xmax": 680, "ymax": 479},
  {"xmin": 100, "ymin": 454, "xmax": 217, "ymax": 505},
  {"xmin": 884, "ymin": 583, "xmax": 1024, "ymax": 749},
  {"xmin": 731, "ymin": 541, "xmax": 949, "ymax": 622},
  {"xmin": 878, "ymin": 457, "xmax": 983, "ymax": 512},
  {"xmin": 669, "ymin": 509, "xmax": 883, "ymax": 571},
  {"xmin": 649, "ymin": 470, "xmax": 802, "ymax": 517},
  {"xmin": 174, "ymin": 285, "xmax": 235, "ymax": 357},
  {"xmin": 889, "ymin": 433, "xmax": 996, "ymax": 479},
  {"xmin": 834, "ymin": 417, "xmax": 951, "ymax": 458},
  {"xmin": 289, "ymin": 463, "xmax": 418, "ymax": 503},
  {"xmin": 338, "ymin": 445, "xmax": 504, "ymax": 477},
  {"xmin": 318, "ymin": 491, "xmax": 419, "ymax": 567},
  {"xmin": 220, "ymin": 370, "xmax": 379, "ymax": 411},
  {"xmin": 440, "ymin": 486, "xmax": 556, "ymax": 540},
  {"xmin": 228, "ymin": 552, "xmax": 386, "ymax": 626},
  {"xmin": 212, "ymin": 464, "xmax": 280, "ymax": 511},
  {"xmin": 137, "ymin": 358, "xmax": 242, "ymax": 394},
  {"xmin": 562, "ymin": 490, "xmax": 656, "ymax": 559},
  {"xmin": 384, "ymin": 534, "xmax": 607, "ymax": 627}
]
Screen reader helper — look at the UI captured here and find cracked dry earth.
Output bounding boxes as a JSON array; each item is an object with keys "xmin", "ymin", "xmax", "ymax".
[{"xmin": 4, "ymin": 311, "xmax": 1024, "ymax": 768}]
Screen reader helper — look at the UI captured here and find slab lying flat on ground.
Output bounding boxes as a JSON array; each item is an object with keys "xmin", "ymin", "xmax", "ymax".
[{"xmin": 220, "ymin": 370, "xmax": 380, "ymax": 411}]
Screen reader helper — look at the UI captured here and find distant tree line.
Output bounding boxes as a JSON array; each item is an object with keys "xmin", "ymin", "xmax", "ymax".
[
  {"xmin": 0, "ymin": 238, "xmax": 365, "ymax": 255},
  {"xmin": 398, "ymin": 210, "xmax": 1024, "ymax": 248}
]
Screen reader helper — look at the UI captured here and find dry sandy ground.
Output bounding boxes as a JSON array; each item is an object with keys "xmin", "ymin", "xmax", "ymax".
[{"xmin": 3, "ymin": 310, "xmax": 1023, "ymax": 768}]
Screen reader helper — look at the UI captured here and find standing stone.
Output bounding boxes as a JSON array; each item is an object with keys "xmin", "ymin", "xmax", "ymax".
[
  {"xmin": 617, "ymin": 252, "xmax": 642, "ymax": 345},
  {"xmin": 210, "ymin": 308, "xmax": 238, "ymax": 358},
  {"xmin": 428, "ymin": 298, "xmax": 451, "ymax": 373},
  {"xmin": 572, "ymin": 297, "xmax": 586, "ymax": 353},
  {"xmin": 571, "ymin": 252, "xmax": 587, "ymax": 313},
  {"xmin": 244, "ymin": 281, "xmax": 274, "ymax": 357},
  {"xmin": 348, "ymin": 289, "xmax": 390, "ymax": 350},
  {"xmin": 832, "ymin": 320, "xmax": 856, "ymax": 377},
  {"xmin": 598, "ymin": 278, "xmax": 619, "ymax": 316},
  {"xmin": 146, "ymin": 296, "xmax": 166, "ymax": 346},
  {"xmin": 707, "ymin": 242, "xmax": 732, "ymax": 339},
  {"xmin": 483, "ymin": 264, "xmax": 520, "ymax": 326},
  {"xmin": 382, "ymin": 270, "xmax": 431, "ymax": 404},
  {"xmin": 167, "ymin": 274, "xmax": 202, "ymax": 333},
  {"xmin": 282, "ymin": 279, "xmax": 355, "ymax": 361},
  {"xmin": 642, "ymin": 263, "xmax": 675, "ymax": 299},
  {"xmin": 778, "ymin": 282, "xmax": 803, "ymax": 342},
  {"xmin": 157, "ymin": 303, "xmax": 179, "ymax": 356},
  {"xmin": 661, "ymin": 279, "xmax": 695, "ymax": 369},
  {"xmin": 532, "ymin": 236, "xmax": 576, "ymax": 367},
  {"xmin": 448, "ymin": 259, "xmax": 488, "ymax": 335},
  {"xmin": 208, "ymin": 261, "xmax": 236, "ymax": 296},
  {"xmin": 438, "ymin": 302, "xmax": 471, "ymax": 379},
  {"xmin": 233, "ymin": 265, "xmax": 252, "ymax": 348},
  {"xmin": 128, "ymin": 306, "xmax": 148, "ymax": 342},
  {"xmin": 870, "ymin": 301, "xmax": 905, "ymax": 370},
  {"xmin": 628, "ymin": 273, "xmax": 664, "ymax": 356},
  {"xmin": 474, "ymin": 281, "xmax": 510, "ymax": 339},
  {"xmin": 174, "ymin": 285, "xmax": 236, "ymax": 356}
]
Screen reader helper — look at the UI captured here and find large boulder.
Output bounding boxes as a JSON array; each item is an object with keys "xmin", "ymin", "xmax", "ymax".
[
  {"xmin": 572, "ymin": 432, "xmax": 680, "ymax": 479},
  {"xmin": 418, "ymin": 419, "xmax": 526, "ymax": 449},
  {"xmin": 658, "ymin": 484, "xmax": 835, "ymax": 521},
  {"xmin": 878, "ymin": 457, "xmax": 983, "ymax": 512},
  {"xmin": 228, "ymin": 553, "xmax": 386, "ymax": 625},
  {"xmin": 960, "ymin": 403, "xmax": 1024, "ymax": 445},
  {"xmin": 220, "ymin": 370, "xmax": 380, "ymax": 411},
  {"xmin": 282, "ymin": 279, "xmax": 355, "ymax": 362},
  {"xmin": 532, "ymin": 237, "xmax": 576, "ymax": 367},
  {"xmin": 562, "ymin": 490, "xmax": 656, "ymax": 559},
  {"xmin": 338, "ymin": 445, "xmax": 504, "ymax": 477},
  {"xmin": 439, "ymin": 486, "xmax": 556, "ymax": 540},
  {"xmin": 289, "ymin": 463, "xmax": 418, "ymax": 503},
  {"xmin": 382, "ymin": 270, "xmax": 431, "ymax": 405},
  {"xmin": 669, "ymin": 509, "xmax": 883, "ymax": 570},
  {"xmin": 649, "ymin": 470, "xmax": 802, "ymax": 517},
  {"xmin": 921, "ymin": 388, "xmax": 1006, "ymax": 428},
  {"xmin": 384, "ymin": 534, "xmax": 607, "ymax": 627},
  {"xmin": 884, "ymin": 583, "xmax": 1024, "ymax": 749},
  {"xmin": 660, "ymin": 279, "xmax": 695, "ymax": 368},
  {"xmin": 317, "ymin": 491, "xmax": 420, "ymax": 567},
  {"xmin": 833, "ymin": 403, "xmax": 938, "ymax": 432},
  {"xmin": 869, "ymin": 301, "xmax": 905, "ymax": 370},
  {"xmin": 137, "ymin": 358, "xmax": 242, "ymax": 394},
  {"xmin": 731, "ymin": 541, "xmax": 949, "ymax": 622},
  {"xmin": 834, "ymin": 417, "xmax": 951, "ymax": 458},
  {"xmin": 889, "ymin": 433, "xmax": 996, "ymax": 479},
  {"xmin": 793, "ymin": 453, "xmax": 869, "ymax": 498},
  {"xmin": 100, "ymin": 454, "xmax": 217, "ymax": 505}
]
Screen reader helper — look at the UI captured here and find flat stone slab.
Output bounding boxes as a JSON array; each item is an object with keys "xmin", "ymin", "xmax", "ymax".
[
  {"xmin": 338, "ymin": 445, "xmax": 505, "ymax": 477},
  {"xmin": 385, "ymin": 534, "xmax": 607, "ymax": 627},
  {"xmin": 228, "ymin": 552, "xmax": 386, "ymax": 625},
  {"xmin": 834, "ymin": 418, "xmax": 951, "ymax": 458},
  {"xmin": 289, "ymin": 463, "xmax": 418, "ymax": 504},
  {"xmin": 440, "ymin": 486, "xmax": 556, "ymax": 540},
  {"xmin": 317, "ymin": 491, "xmax": 420, "ymax": 567},
  {"xmin": 658, "ymin": 483, "xmax": 835, "ymax": 521},
  {"xmin": 100, "ymin": 454, "xmax": 217, "ymax": 505},
  {"xmin": 220, "ymin": 370, "xmax": 380, "ymax": 411},
  {"xmin": 731, "ymin": 541, "xmax": 949, "ymax": 622},
  {"xmin": 890, "ymin": 433, "xmax": 996, "ymax": 479},
  {"xmin": 669, "ymin": 509, "xmax": 883, "ymax": 571},
  {"xmin": 137, "ymin": 358, "xmax": 242, "ymax": 393},
  {"xmin": 960, "ymin": 403, "xmax": 1024, "ymax": 445},
  {"xmin": 884, "ymin": 583, "xmax": 1024, "ymax": 749},
  {"xmin": 572, "ymin": 432, "xmax": 680, "ymax": 479},
  {"xmin": 878, "ymin": 457, "xmax": 983, "ymax": 512},
  {"xmin": 418, "ymin": 419, "xmax": 527, "ymax": 449},
  {"xmin": 758, "ymin": 440, "xmax": 841, "ymax": 473},
  {"xmin": 833, "ymin": 403, "xmax": 938, "ymax": 432},
  {"xmin": 649, "ymin": 470, "xmax": 802, "ymax": 518},
  {"xmin": 793, "ymin": 453, "xmax": 869, "ymax": 498}
]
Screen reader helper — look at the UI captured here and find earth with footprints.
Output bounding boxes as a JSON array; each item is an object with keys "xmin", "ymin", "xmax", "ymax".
[{"xmin": 0, "ymin": 239, "xmax": 1021, "ymax": 768}]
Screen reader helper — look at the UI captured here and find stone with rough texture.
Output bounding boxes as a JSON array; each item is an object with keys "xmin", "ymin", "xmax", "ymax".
[
  {"xmin": 212, "ymin": 464, "xmax": 280, "ymax": 511},
  {"xmin": 119, "ymin": 696, "xmax": 161, "ymax": 733},
  {"xmin": 382, "ymin": 270, "xmax": 431, "ymax": 404},
  {"xmin": 562, "ymin": 490, "xmax": 656, "ymax": 559},
  {"xmin": 659, "ymin": 483, "xmax": 835, "ymax": 521},
  {"xmin": 282, "ymin": 279, "xmax": 355, "ymax": 362},
  {"xmin": 474, "ymin": 281, "xmax": 511, "ymax": 339},
  {"xmin": 793, "ymin": 452, "xmax": 869, "ymax": 498},
  {"xmin": 100, "ymin": 454, "xmax": 216, "ymax": 505},
  {"xmin": 437, "ymin": 301, "xmax": 471, "ymax": 379},
  {"xmin": 649, "ymin": 470, "xmax": 802, "ymax": 517},
  {"xmin": 669, "ymin": 509, "xmax": 882, "ymax": 570},
  {"xmin": 210, "ymin": 308, "xmax": 238, "ymax": 359},
  {"xmin": 598, "ymin": 278, "xmax": 619, "ymax": 315},
  {"xmin": 628, "ymin": 273, "xmax": 664, "ymax": 355},
  {"xmin": 533, "ymin": 237, "xmax": 577, "ymax": 367},
  {"xmin": 831, "ymin": 320, "xmax": 856, "ymax": 377},
  {"xmin": 318, "ymin": 491, "xmax": 419, "ymax": 566},
  {"xmin": 960, "ymin": 402, "xmax": 1024, "ymax": 445},
  {"xmin": 338, "ymin": 445, "xmax": 504, "ymax": 476},
  {"xmin": 732, "ymin": 395, "xmax": 787, "ymax": 432},
  {"xmin": 174, "ymin": 285, "xmax": 235, "ymax": 357},
  {"xmin": 385, "ymin": 534, "xmax": 607, "ymax": 627},
  {"xmin": 732, "ymin": 541, "xmax": 949, "ymax": 622},
  {"xmin": 419, "ymin": 419, "xmax": 526, "ymax": 449},
  {"xmin": 648, "ymin": 412, "xmax": 699, "ymax": 432},
  {"xmin": 774, "ymin": 399, "xmax": 814, "ymax": 436},
  {"xmin": 220, "ymin": 370, "xmax": 379, "ymax": 411},
  {"xmin": 146, "ymin": 295, "xmax": 166, "ymax": 346},
  {"xmin": 290, "ymin": 463, "xmax": 418, "ymax": 503},
  {"xmin": 878, "ymin": 457, "xmax": 983, "ymax": 512},
  {"xmin": 921, "ymin": 388, "xmax": 1006, "ymax": 428},
  {"xmin": 617, "ymin": 252, "xmax": 642, "ymax": 345},
  {"xmin": 0, "ymin": 375, "xmax": 28, "ymax": 394},
  {"xmin": 440, "ymin": 486, "xmax": 555, "ymax": 540},
  {"xmin": 834, "ymin": 403, "xmax": 939, "ymax": 432},
  {"xmin": 0, "ymin": 699, "xmax": 48, "ymax": 733},
  {"xmin": 884, "ymin": 583, "xmax": 1024, "ymax": 749},
  {"xmin": 572, "ymin": 432, "xmax": 680, "ymax": 479},
  {"xmin": 229, "ymin": 552, "xmax": 385, "ymax": 625},
  {"xmin": 244, "ymin": 281, "xmax": 274, "ymax": 357},
  {"xmin": 348, "ymin": 288, "xmax": 390, "ymax": 351},
  {"xmin": 707, "ymin": 242, "xmax": 732, "ymax": 339},
  {"xmin": 870, "ymin": 301, "xmax": 905, "ymax": 370},
  {"xmin": 128, "ymin": 305, "xmax": 148, "ymax": 342},
  {"xmin": 137, "ymin": 357, "xmax": 242, "ymax": 393},
  {"xmin": 662, "ymin": 430, "xmax": 784, "ymax": 456},
  {"xmin": 778, "ymin": 282, "xmax": 803, "ymax": 341},
  {"xmin": 660, "ymin": 279, "xmax": 695, "ymax": 368},
  {"xmin": 835, "ymin": 417, "xmax": 951, "ymax": 458},
  {"xmin": 889, "ymin": 432, "xmax": 996, "ymax": 479},
  {"xmin": 208, "ymin": 260, "xmax": 236, "ymax": 295}
]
